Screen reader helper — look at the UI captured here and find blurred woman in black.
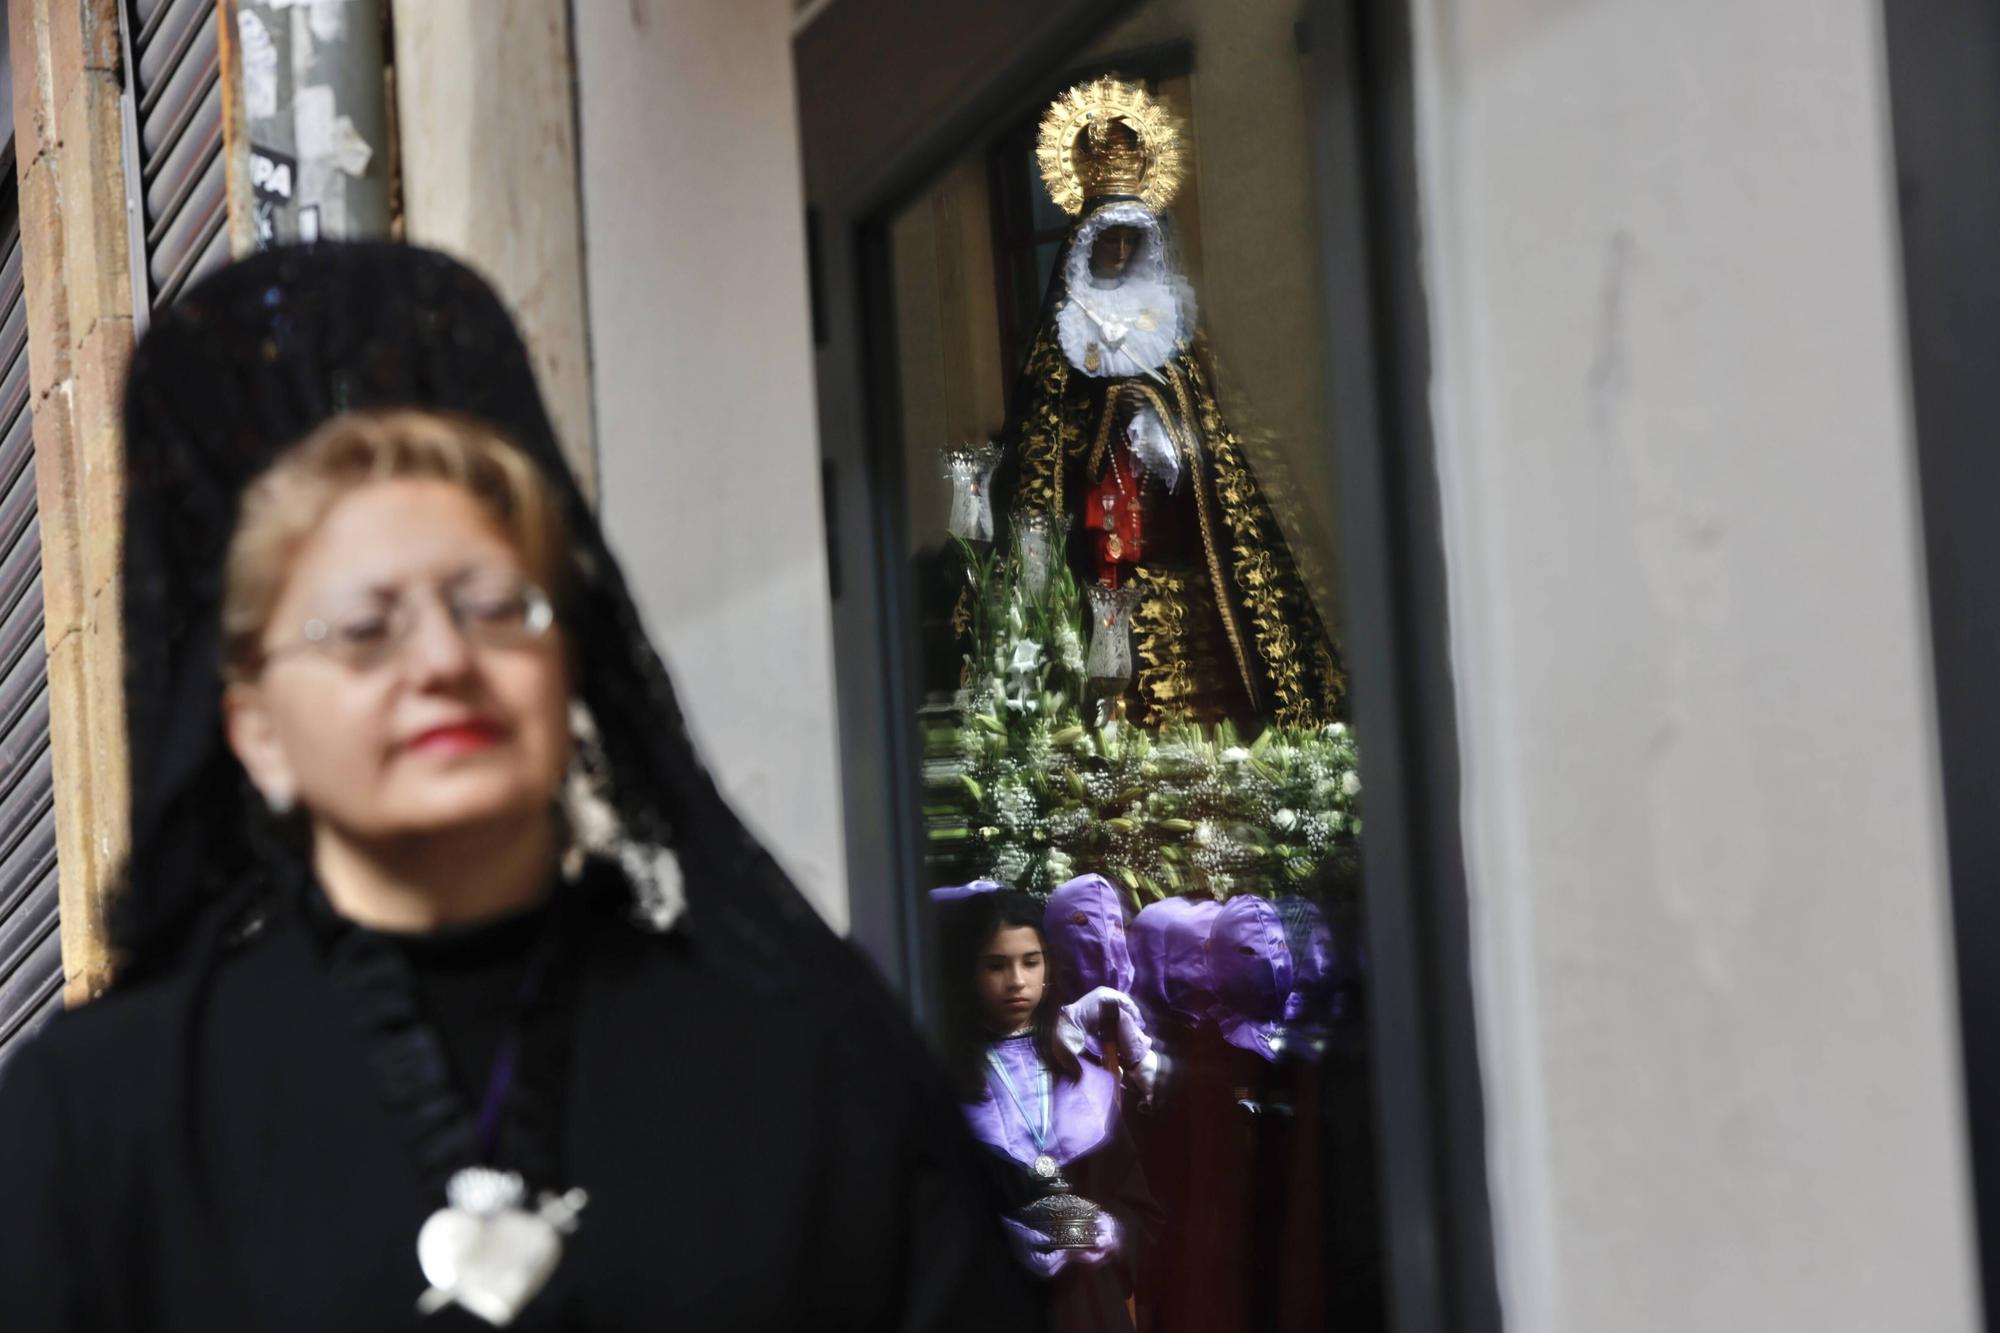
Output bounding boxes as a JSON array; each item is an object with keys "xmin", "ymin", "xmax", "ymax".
[{"xmin": 0, "ymin": 244, "xmax": 1034, "ymax": 1331}]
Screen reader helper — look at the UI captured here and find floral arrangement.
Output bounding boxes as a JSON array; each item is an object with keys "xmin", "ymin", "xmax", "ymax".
[{"xmin": 924, "ymin": 533, "xmax": 1362, "ymax": 905}]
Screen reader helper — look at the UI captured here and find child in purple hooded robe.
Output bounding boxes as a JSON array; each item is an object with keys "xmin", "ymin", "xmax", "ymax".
[{"xmin": 938, "ymin": 889, "xmax": 1163, "ymax": 1333}]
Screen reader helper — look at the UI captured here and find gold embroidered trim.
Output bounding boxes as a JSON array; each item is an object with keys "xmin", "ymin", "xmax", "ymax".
[
  {"xmin": 1180, "ymin": 356, "xmax": 1329, "ymax": 727},
  {"xmin": 1085, "ymin": 380, "xmax": 1126, "ymax": 480},
  {"xmin": 1131, "ymin": 567, "xmax": 1195, "ymax": 727},
  {"xmin": 1015, "ymin": 328, "xmax": 1076, "ymax": 518},
  {"xmin": 1179, "ymin": 427, "xmax": 1262, "ymax": 713}
]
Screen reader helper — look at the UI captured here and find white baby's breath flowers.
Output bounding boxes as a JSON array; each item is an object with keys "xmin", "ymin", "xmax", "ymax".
[{"xmin": 1055, "ymin": 624, "xmax": 1086, "ymax": 674}]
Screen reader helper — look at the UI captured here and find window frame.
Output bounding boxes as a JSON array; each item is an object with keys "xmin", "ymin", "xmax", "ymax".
[{"xmin": 793, "ymin": 2, "xmax": 1501, "ymax": 1327}]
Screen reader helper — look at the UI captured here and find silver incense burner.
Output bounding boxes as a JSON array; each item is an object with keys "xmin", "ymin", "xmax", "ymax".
[{"xmin": 1018, "ymin": 1156, "xmax": 1102, "ymax": 1250}]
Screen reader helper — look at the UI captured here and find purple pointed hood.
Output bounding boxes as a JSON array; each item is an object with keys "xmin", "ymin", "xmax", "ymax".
[
  {"xmin": 1274, "ymin": 895, "xmax": 1337, "ymax": 1022},
  {"xmin": 1044, "ymin": 874, "xmax": 1134, "ymax": 1004},
  {"xmin": 930, "ymin": 880, "xmax": 1003, "ymax": 904},
  {"xmin": 1130, "ymin": 896, "xmax": 1221, "ymax": 1029},
  {"xmin": 1209, "ymin": 896, "xmax": 1296, "ymax": 1061}
]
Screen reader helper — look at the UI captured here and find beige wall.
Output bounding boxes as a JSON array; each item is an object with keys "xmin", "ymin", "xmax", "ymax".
[
  {"xmin": 391, "ymin": 0, "xmax": 596, "ymax": 498},
  {"xmin": 569, "ymin": 0, "xmax": 848, "ymax": 927},
  {"xmin": 1411, "ymin": 1, "xmax": 1981, "ymax": 1328}
]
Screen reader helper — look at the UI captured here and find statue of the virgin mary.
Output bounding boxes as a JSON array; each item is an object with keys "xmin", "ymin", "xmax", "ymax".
[{"xmin": 991, "ymin": 78, "xmax": 1344, "ymax": 731}]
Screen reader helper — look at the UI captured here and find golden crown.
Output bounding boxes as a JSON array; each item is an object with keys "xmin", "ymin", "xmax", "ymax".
[{"xmin": 1036, "ymin": 77, "xmax": 1184, "ymax": 217}]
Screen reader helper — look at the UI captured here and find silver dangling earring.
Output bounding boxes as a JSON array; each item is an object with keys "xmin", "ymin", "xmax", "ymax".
[
  {"xmin": 264, "ymin": 785, "xmax": 296, "ymax": 816},
  {"xmin": 561, "ymin": 700, "xmax": 686, "ymax": 933}
]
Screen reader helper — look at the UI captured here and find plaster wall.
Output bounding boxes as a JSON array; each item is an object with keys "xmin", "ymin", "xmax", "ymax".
[
  {"xmin": 1409, "ymin": 2, "xmax": 1981, "ymax": 1328},
  {"xmin": 570, "ymin": 0, "xmax": 848, "ymax": 927},
  {"xmin": 393, "ymin": 0, "xmax": 596, "ymax": 495}
]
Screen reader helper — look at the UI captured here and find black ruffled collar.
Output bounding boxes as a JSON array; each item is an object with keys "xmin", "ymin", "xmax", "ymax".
[{"xmin": 292, "ymin": 867, "xmax": 599, "ymax": 1197}]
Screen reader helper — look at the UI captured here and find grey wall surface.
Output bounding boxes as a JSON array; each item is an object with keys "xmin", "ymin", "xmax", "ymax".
[
  {"xmin": 1408, "ymin": 0, "xmax": 1982, "ymax": 1328},
  {"xmin": 571, "ymin": 0, "xmax": 849, "ymax": 928}
]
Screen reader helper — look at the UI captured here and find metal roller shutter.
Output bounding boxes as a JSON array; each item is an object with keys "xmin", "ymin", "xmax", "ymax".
[
  {"xmin": 0, "ymin": 189, "xmax": 61, "ymax": 1072},
  {"xmin": 126, "ymin": 0, "xmax": 231, "ymax": 309}
]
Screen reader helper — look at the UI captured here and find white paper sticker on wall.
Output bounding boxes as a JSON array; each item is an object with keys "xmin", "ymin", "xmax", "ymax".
[
  {"xmin": 308, "ymin": 0, "xmax": 345, "ymax": 43},
  {"xmin": 238, "ymin": 11, "xmax": 279, "ymax": 121},
  {"xmin": 295, "ymin": 84, "xmax": 374, "ymax": 179},
  {"xmin": 267, "ymin": 0, "xmax": 344, "ymax": 42}
]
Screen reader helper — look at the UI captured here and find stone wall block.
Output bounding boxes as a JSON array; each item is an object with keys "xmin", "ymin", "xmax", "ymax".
[
  {"xmin": 8, "ymin": 0, "xmax": 54, "ymax": 169},
  {"xmin": 80, "ymin": 0, "xmax": 123, "ymax": 72},
  {"xmin": 12, "ymin": 0, "xmax": 141, "ymax": 1000},
  {"xmin": 73, "ymin": 322, "xmax": 128, "ymax": 600},
  {"xmin": 46, "ymin": 0, "xmax": 120, "ymax": 121},
  {"xmin": 46, "ymin": 0, "xmax": 80, "ymax": 116},
  {"xmin": 53, "ymin": 69, "xmax": 135, "ymax": 343},
  {"xmin": 19, "ymin": 157, "xmax": 71, "ymax": 403},
  {"xmin": 82, "ymin": 585, "xmax": 129, "ymax": 888},
  {"xmin": 44, "ymin": 632, "xmax": 105, "ymax": 1003},
  {"xmin": 29, "ymin": 381, "xmax": 85, "ymax": 649}
]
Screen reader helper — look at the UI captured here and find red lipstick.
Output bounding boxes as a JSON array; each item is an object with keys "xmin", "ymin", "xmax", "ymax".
[{"xmin": 404, "ymin": 720, "xmax": 504, "ymax": 757}]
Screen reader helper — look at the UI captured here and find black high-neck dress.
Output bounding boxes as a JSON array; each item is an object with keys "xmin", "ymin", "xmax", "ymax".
[{"xmin": 0, "ymin": 870, "xmax": 1042, "ymax": 1331}]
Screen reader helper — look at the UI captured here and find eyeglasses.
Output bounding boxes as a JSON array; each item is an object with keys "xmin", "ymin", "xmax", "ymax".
[{"xmin": 262, "ymin": 578, "xmax": 556, "ymax": 674}]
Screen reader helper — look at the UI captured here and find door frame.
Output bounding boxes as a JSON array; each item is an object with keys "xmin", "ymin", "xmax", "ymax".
[
  {"xmin": 793, "ymin": 3, "xmax": 1501, "ymax": 1328},
  {"xmin": 1880, "ymin": 1, "xmax": 2000, "ymax": 1315}
]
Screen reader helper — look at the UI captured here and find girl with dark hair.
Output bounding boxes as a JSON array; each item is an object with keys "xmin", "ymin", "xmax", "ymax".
[
  {"xmin": 940, "ymin": 888, "xmax": 1162, "ymax": 1333},
  {"xmin": 0, "ymin": 244, "xmax": 1033, "ymax": 1331}
]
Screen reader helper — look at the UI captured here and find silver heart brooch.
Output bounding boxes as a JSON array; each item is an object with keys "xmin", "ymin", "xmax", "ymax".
[{"xmin": 416, "ymin": 1165, "xmax": 588, "ymax": 1326}]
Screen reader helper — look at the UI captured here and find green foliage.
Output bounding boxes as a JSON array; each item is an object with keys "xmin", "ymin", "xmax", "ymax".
[{"xmin": 923, "ymin": 534, "xmax": 1362, "ymax": 905}]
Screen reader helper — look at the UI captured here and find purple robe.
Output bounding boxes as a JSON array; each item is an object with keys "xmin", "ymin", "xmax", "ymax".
[{"xmin": 961, "ymin": 1034, "xmax": 1119, "ymax": 1169}]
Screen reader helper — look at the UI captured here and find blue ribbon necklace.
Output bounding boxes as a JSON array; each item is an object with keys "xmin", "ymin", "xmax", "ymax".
[{"xmin": 986, "ymin": 1041, "xmax": 1058, "ymax": 1181}]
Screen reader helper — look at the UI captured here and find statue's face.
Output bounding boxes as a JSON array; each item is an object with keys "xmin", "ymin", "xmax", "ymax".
[{"xmin": 1089, "ymin": 225, "xmax": 1143, "ymax": 281}]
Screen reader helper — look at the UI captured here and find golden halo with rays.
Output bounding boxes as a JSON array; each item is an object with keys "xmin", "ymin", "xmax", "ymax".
[{"xmin": 1035, "ymin": 77, "xmax": 1185, "ymax": 217}]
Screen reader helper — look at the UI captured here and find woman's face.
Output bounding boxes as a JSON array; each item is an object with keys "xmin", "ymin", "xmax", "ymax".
[
  {"xmin": 976, "ymin": 925, "xmax": 1048, "ymax": 1032},
  {"xmin": 1089, "ymin": 225, "xmax": 1142, "ymax": 281},
  {"xmin": 224, "ymin": 478, "xmax": 571, "ymax": 848}
]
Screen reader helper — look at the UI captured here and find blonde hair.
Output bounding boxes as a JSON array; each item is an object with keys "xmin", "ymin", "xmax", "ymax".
[{"xmin": 221, "ymin": 408, "xmax": 570, "ymax": 682}]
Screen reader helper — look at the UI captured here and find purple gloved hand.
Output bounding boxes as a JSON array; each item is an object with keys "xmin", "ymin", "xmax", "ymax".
[
  {"xmin": 1055, "ymin": 986, "xmax": 1153, "ymax": 1069},
  {"xmin": 1069, "ymin": 1212, "xmax": 1124, "ymax": 1268},
  {"xmin": 1001, "ymin": 1217, "xmax": 1069, "ymax": 1280}
]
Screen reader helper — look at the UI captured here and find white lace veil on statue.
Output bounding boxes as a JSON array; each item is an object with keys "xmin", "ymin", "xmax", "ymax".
[{"xmin": 1055, "ymin": 201, "xmax": 1198, "ymax": 381}]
